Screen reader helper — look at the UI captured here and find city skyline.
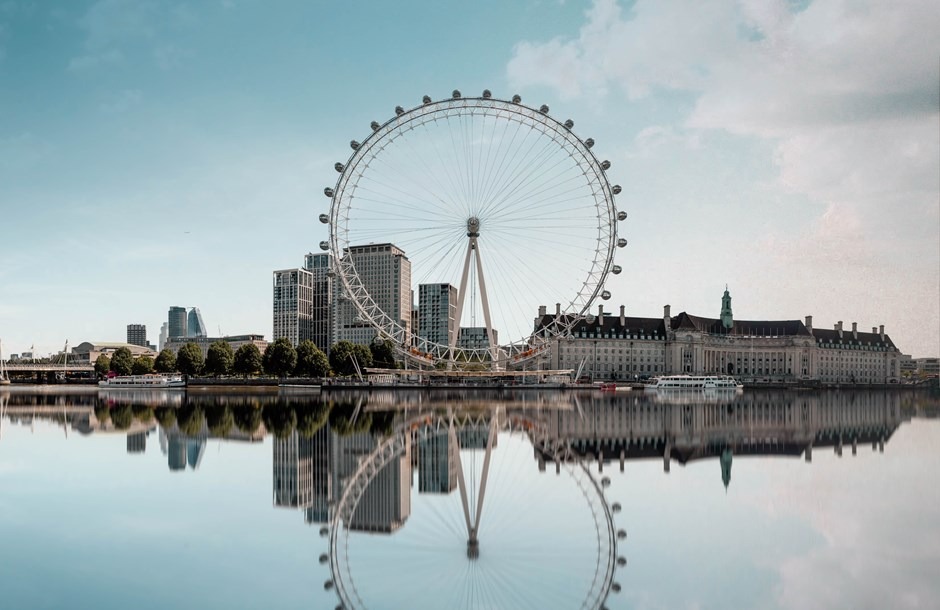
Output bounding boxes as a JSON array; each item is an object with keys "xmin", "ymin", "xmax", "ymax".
[{"xmin": 1, "ymin": 0, "xmax": 937, "ymax": 358}]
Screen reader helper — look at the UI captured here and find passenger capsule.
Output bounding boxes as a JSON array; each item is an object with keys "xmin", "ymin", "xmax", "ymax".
[
  {"xmin": 323, "ymin": 187, "xmax": 334, "ymax": 198},
  {"xmin": 539, "ymin": 104, "xmax": 549, "ymax": 114},
  {"xmin": 612, "ymin": 184, "xmax": 622, "ymax": 195},
  {"xmin": 334, "ymin": 162, "xmax": 344, "ymax": 173},
  {"xmin": 617, "ymin": 529, "xmax": 627, "ymax": 540},
  {"xmin": 318, "ymin": 554, "xmax": 329, "ymax": 564},
  {"xmin": 617, "ymin": 211, "xmax": 627, "ymax": 221},
  {"xmin": 349, "ymin": 140, "xmax": 359, "ymax": 150},
  {"xmin": 617, "ymin": 556, "xmax": 627, "ymax": 567},
  {"xmin": 601, "ymin": 160, "xmax": 611, "ymax": 170},
  {"xmin": 395, "ymin": 105, "xmax": 404, "ymax": 115},
  {"xmin": 584, "ymin": 138, "xmax": 594, "ymax": 148},
  {"xmin": 452, "ymin": 89, "xmax": 461, "ymax": 98},
  {"xmin": 601, "ymin": 476, "xmax": 611, "ymax": 487},
  {"xmin": 319, "ymin": 527, "xmax": 329, "ymax": 537},
  {"xmin": 422, "ymin": 95, "xmax": 432, "ymax": 104},
  {"xmin": 601, "ymin": 291, "xmax": 611, "ymax": 300},
  {"xmin": 318, "ymin": 213, "xmax": 329, "ymax": 224},
  {"xmin": 612, "ymin": 502, "xmax": 622, "ymax": 512},
  {"xmin": 370, "ymin": 121, "xmax": 380, "ymax": 131},
  {"xmin": 482, "ymin": 89, "xmax": 492, "ymax": 98},
  {"xmin": 564, "ymin": 119, "xmax": 574, "ymax": 129},
  {"xmin": 617, "ymin": 238, "xmax": 628, "ymax": 248},
  {"xmin": 612, "ymin": 583, "xmax": 621, "ymax": 593},
  {"xmin": 319, "ymin": 241, "xmax": 329, "ymax": 251},
  {"xmin": 611, "ymin": 265, "xmax": 622, "ymax": 275},
  {"xmin": 512, "ymin": 94, "xmax": 522, "ymax": 103},
  {"xmin": 324, "ymin": 581, "xmax": 334, "ymax": 591}
]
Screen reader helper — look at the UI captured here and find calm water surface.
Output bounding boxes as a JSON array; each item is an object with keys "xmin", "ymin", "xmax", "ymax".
[{"xmin": 1, "ymin": 387, "xmax": 937, "ymax": 610}]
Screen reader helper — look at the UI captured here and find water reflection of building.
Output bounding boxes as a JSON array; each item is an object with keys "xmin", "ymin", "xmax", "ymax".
[
  {"xmin": 159, "ymin": 427, "xmax": 207, "ymax": 472},
  {"xmin": 539, "ymin": 392, "xmax": 904, "ymax": 482},
  {"xmin": 418, "ymin": 430, "xmax": 457, "ymax": 494},
  {"xmin": 273, "ymin": 425, "xmax": 412, "ymax": 533},
  {"xmin": 126, "ymin": 432, "xmax": 146, "ymax": 454}
]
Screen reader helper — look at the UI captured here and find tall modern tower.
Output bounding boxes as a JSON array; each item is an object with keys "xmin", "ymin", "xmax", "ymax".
[
  {"xmin": 187, "ymin": 308, "xmax": 207, "ymax": 338},
  {"xmin": 158, "ymin": 322, "xmax": 168, "ymax": 351},
  {"xmin": 418, "ymin": 283, "xmax": 458, "ymax": 349},
  {"xmin": 126, "ymin": 324, "xmax": 147, "ymax": 347},
  {"xmin": 167, "ymin": 306, "xmax": 187, "ymax": 340},
  {"xmin": 304, "ymin": 253, "xmax": 333, "ymax": 351},
  {"xmin": 273, "ymin": 268, "xmax": 313, "ymax": 346},
  {"xmin": 333, "ymin": 243, "xmax": 411, "ymax": 346}
]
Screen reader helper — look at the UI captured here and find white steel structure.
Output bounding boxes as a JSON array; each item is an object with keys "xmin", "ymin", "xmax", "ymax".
[{"xmin": 320, "ymin": 90, "xmax": 626, "ymax": 367}]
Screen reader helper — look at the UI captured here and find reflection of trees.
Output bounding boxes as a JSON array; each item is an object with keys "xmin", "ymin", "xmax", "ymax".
[
  {"xmin": 295, "ymin": 402, "xmax": 330, "ymax": 437},
  {"xmin": 233, "ymin": 404, "xmax": 263, "ymax": 434},
  {"xmin": 206, "ymin": 405, "xmax": 234, "ymax": 438},
  {"xmin": 155, "ymin": 406, "xmax": 176, "ymax": 429},
  {"xmin": 369, "ymin": 410, "xmax": 395, "ymax": 436},
  {"xmin": 177, "ymin": 404, "xmax": 205, "ymax": 437},
  {"xmin": 93, "ymin": 404, "xmax": 111, "ymax": 424},
  {"xmin": 329, "ymin": 402, "xmax": 371, "ymax": 436},
  {"xmin": 111, "ymin": 404, "xmax": 135, "ymax": 430},
  {"xmin": 132, "ymin": 405, "xmax": 155, "ymax": 424},
  {"xmin": 262, "ymin": 401, "xmax": 297, "ymax": 438}
]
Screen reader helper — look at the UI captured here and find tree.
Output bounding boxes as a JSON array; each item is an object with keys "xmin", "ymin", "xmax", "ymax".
[
  {"xmin": 295, "ymin": 402, "xmax": 331, "ymax": 437},
  {"xmin": 370, "ymin": 338, "xmax": 397, "ymax": 369},
  {"xmin": 93, "ymin": 404, "xmax": 111, "ymax": 425},
  {"xmin": 154, "ymin": 349, "xmax": 177, "ymax": 373},
  {"xmin": 205, "ymin": 405, "xmax": 234, "ymax": 438},
  {"xmin": 154, "ymin": 406, "xmax": 177, "ymax": 429},
  {"xmin": 110, "ymin": 347, "xmax": 134, "ymax": 376},
  {"xmin": 177, "ymin": 404, "xmax": 205, "ymax": 437},
  {"xmin": 132, "ymin": 404, "xmax": 154, "ymax": 424},
  {"xmin": 233, "ymin": 404, "xmax": 263, "ymax": 434},
  {"xmin": 295, "ymin": 340, "xmax": 330, "ymax": 377},
  {"xmin": 131, "ymin": 356, "xmax": 154, "ymax": 375},
  {"xmin": 262, "ymin": 402, "xmax": 297, "ymax": 438},
  {"xmin": 263, "ymin": 338, "xmax": 297, "ymax": 378},
  {"xmin": 110, "ymin": 404, "xmax": 135, "ymax": 430},
  {"xmin": 94, "ymin": 354, "xmax": 111, "ymax": 377},
  {"xmin": 329, "ymin": 341, "xmax": 373, "ymax": 377},
  {"xmin": 233, "ymin": 343, "xmax": 263, "ymax": 377},
  {"xmin": 176, "ymin": 342, "xmax": 204, "ymax": 376},
  {"xmin": 329, "ymin": 401, "xmax": 372, "ymax": 436},
  {"xmin": 204, "ymin": 341, "xmax": 234, "ymax": 376}
]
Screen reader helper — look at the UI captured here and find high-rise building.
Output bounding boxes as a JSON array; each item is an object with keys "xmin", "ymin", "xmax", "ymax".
[
  {"xmin": 304, "ymin": 253, "xmax": 333, "ymax": 351},
  {"xmin": 418, "ymin": 430, "xmax": 458, "ymax": 494},
  {"xmin": 126, "ymin": 324, "xmax": 147, "ymax": 348},
  {"xmin": 333, "ymin": 243, "xmax": 411, "ymax": 346},
  {"xmin": 158, "ymin": 322, "xmax": 168, "ymax": 351},
  {"xmin": 457, "ymin": 327, "xmax": 497, "ymax": 351},
  {"xmin": 273, "ymin": 268, "xmax": 313, "ymax": 346},
  {"xmin": 418, "ymin": 283, "xmax": 458, "ymax": 349},
  {"xmin": 168, "ymin": 306, "xmax": 187, "ymax": 340},
  {"xmin": 187, "ymin": 308, "xmax": 207, "ymax": 338}
]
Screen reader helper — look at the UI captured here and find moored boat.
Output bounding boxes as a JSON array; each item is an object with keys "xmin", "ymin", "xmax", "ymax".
[
  {"xmin": 645, "ymin": 375, "xmax": 743, "ymax": 390},
  {"xmin": 98, "ymin": 374, "xmax": 186, "ymax": 389}
]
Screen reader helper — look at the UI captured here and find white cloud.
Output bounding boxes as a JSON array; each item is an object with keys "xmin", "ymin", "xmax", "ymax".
[{"xmin": 506, "ymin": 0, "xmax": 940, "ymax": 356}]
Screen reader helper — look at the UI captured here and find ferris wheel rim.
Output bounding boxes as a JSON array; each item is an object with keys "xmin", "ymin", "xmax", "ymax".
[{"xmin": 325, "ymin": 93, "xmax": 621, "ymax": 364}]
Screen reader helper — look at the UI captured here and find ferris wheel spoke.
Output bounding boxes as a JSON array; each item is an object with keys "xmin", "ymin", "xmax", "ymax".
[
  {"xmin": 360, "ymin": 156, "xmax": 467, "ymax": 221},
  {"xmin": 490, "ymin": 170, "xmax": 593, "ymax": 221},
  {"xmin": 476, "ymin": 115, "xmax": 532, "ymax": 211},
  {"xmin": 418, "ymin": 118, "xmax": 477, "ymax": 219},
  {"xmin": 483, "ymin": 145, "xmax": 582, "ymax": 221},
  {"xmin": 476, "ymin": 120, "xmax": 543, "ymax": 215},
  {"xmin": 477, "ymin": 127, "xmax": 560, "ymax": 220},
  {"xmin": 394, "ymin": 126, "xmax": 471, "ymax": 218}
]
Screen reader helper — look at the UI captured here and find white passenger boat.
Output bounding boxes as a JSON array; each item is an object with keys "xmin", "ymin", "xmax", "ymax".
[
  {"xmin": 645, "ymin": 375, "xmax": 743, "ymax": 390},
  {"xmin": 98, "ymin": 374, "xmax": 186, "ymax": 389}
]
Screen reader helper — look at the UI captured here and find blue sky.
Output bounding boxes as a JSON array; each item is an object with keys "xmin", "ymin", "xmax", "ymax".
[{"xmin": 1, "ymin": 0, "xmax": 937, "ymax": 357}]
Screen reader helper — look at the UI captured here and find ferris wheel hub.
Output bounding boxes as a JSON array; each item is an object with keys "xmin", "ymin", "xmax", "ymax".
[{"xmin": 466, "ymin": 216, "xmax": 480, "ymax": 237}]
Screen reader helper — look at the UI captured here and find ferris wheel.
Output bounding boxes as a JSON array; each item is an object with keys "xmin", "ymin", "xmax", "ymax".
[
  {"xmin": 322, "ymin": 408, "xmax": 625, "ymax": 610},
  {"xmin": 319, "ymin": 90, "xmax": 627, "ymax": 366}
]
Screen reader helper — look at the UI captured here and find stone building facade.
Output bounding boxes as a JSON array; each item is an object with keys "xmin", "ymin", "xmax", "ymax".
[{"xmin": 532, "ymin": 289, "xmax": 901, "ymax": 384}]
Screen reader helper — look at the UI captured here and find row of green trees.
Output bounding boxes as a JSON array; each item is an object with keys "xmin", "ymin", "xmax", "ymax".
[{"xmin": 94, "ymin": 338, "xmax": 399, "ymax": 379}]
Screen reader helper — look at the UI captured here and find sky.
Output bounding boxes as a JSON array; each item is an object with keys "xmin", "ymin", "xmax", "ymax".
[{"xmin": 0, "ymin": 0, "xmax": 937, "ymax": 358}]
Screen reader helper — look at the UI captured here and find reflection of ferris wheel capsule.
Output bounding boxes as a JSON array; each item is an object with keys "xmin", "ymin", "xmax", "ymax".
[{"xmin": 322, "ymin": 91, "xmax": 624, "ymax": 367}]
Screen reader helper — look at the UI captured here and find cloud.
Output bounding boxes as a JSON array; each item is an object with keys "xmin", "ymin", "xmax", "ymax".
[{"xmin": 506, "ymin": 0, "xmax": 940, "ymax": 355}]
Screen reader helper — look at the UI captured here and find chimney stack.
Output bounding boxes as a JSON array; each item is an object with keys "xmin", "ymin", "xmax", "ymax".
[
  {"xmin": 879, "ymin": 324, "xmax": 884, "ymax": 341},
  {"xmin": 598, "ymin": 304, "xmax": 604, "ymax": 326},
  {"xmin": 620, "ymin": 305, "xmax": 626, "ymax": 326},
  {"xmin": 836, "ymin": 321, "xmax": 843, "ymax": 338},
  {"xmin": 873, "ymin": 327, "xmax": 877, "ymax": 334},
  {"xmin": 852, "ymin": 322, "xmax": 857, "ymax": 339},
  {"xmin": 555, "ymin": 303, "xmax": 561, "ymax": 316},
  {"xmin": 538, "ymin": 305, "xmax": 546, "ymax": 317},
  {"xmin": 664, "ymin": 304, "xmax": 671, "ymax": 320},
  {"xmin": 805, "ymin": 315, "xmax": 813, "ymax": 333}
]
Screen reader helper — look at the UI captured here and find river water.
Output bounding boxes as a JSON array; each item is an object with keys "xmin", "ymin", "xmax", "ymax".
[{"xmin": 1, "ymin": 387, "xmax": 937, "ymax": 610}]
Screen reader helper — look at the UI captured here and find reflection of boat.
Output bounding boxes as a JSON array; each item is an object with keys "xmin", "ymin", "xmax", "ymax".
[
  {"xmin": 645, "ymin": 375, "xmax": 742, "ymax": 390},
  {"xmin": 96, "ymin": 388, "xmax": 185, "ymax": 407},
  {"xmin": 597, "ymin": 383, "xmax": 630, "ymax": 392},
  {"xmin": 98, "ymin": 374, "xmax": 186, "ymax": 389}
]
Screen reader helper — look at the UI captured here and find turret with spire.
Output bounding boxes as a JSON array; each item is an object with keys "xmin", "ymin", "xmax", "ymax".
[{"xmin": 720, "ymin": 285, "xmax": 734, "ymax": 330}]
